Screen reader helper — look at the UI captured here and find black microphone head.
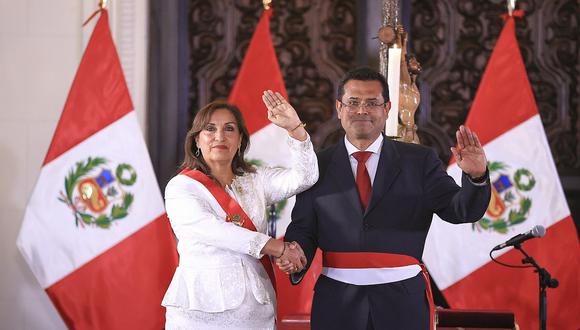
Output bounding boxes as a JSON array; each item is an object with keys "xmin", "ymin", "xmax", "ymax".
[{"xmin": 532, "ymin": 225, "xmax": 546, "ymax": 238}]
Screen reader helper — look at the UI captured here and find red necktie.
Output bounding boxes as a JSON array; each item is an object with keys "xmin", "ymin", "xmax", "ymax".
[{"xmin": 353, "ymin": 151, "xmax": 372, "ymax": 210}]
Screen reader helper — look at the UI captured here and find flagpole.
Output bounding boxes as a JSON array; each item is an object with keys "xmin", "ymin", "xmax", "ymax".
[
  {"xmin": 263, "ymin": 0, "xmax": 276, "ymax": 239},
  {"xmin": 82, "ymin": 0, "xmax": 107, "ymax": 27},
  {"xmin": 251, "ymin": 0, "xmax": 277, "ymax": 239}
]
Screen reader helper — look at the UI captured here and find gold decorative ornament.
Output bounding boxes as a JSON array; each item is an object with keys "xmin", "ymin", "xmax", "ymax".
[
  {"xmin": 379, "ymin": 0, "xmax": 422, "ymax": 144},
  {"xmin": 263, "ymin": 0, "xmax": 272, "ymax": 10}
]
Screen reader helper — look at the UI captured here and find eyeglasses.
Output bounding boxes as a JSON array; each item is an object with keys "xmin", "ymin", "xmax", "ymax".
[{"xmin": 338, "ymin": 100, "xmax": 387, "ymax": 112}]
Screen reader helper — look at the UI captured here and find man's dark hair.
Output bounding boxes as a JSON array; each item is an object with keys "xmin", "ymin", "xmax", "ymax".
[{"xmin": 336, "ymin": 67, "xmax": 390, "ymax": 102}]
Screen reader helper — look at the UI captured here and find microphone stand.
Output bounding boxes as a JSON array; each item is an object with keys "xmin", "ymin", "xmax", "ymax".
[{"xmin": 513, "ymin": 244, "xmax": 559, "ymax": 330}]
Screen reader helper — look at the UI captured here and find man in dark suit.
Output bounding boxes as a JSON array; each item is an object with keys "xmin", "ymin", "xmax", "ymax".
[{"xmin": 281, "ymin": 67, "xmax": 491, "ymax": 330}]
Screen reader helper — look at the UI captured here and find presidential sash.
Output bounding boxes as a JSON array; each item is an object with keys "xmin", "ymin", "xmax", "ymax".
[
  {"xmin": 323, "ymin": 251, "xmax": 435, "ymax": 330},
  {"xmin": 180, "ymin": 169, "xmax": 277, "ymax": 290}
]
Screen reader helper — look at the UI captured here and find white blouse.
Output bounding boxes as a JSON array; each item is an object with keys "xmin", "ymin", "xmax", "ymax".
[{"xmin": 161, "ymin": 135, "xmax": 318, "ymax": 314}]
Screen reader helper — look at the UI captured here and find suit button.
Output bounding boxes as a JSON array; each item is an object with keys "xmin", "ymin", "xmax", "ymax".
[{"xmin": 363, "ymin": 223, "xmax": 371, "ymax": 230}]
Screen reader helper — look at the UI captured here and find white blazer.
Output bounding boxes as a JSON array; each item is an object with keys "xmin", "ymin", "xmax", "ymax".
[{"xmin": 162, "ymin": 135, "xmax": 318, "ymax": 312}]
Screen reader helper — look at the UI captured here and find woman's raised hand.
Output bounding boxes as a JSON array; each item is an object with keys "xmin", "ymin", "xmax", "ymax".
[{"xmin": 262, "ymin": 90, "xmax": 302, "ymax": 130}]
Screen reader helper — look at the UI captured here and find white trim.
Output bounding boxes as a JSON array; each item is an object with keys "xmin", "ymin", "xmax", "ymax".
[{"xmin": 322, "ymin": 265, "xmax": 421, "ymax": 285}]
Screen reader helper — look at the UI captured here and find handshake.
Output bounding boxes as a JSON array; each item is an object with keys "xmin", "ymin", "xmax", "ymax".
[{"xmin": 275, "ymin": 241, "xmax": 307, "ymax": 274}]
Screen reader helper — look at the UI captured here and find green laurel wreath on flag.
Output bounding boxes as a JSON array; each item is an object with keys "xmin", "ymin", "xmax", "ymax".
[
  {"xmin": 474, "ymin": 161, "xmax": 534, "ymax": 234},
  {"xmin": 513, "ymin": 168, "xmax": 536, "ymax": 191},
  {"xmin": 116, "ymin": 163, "xmax": 137, "ymax": 185},
  {"xmin": 58, "ymin": 157, "xmax": 136, "ymax": 229}
]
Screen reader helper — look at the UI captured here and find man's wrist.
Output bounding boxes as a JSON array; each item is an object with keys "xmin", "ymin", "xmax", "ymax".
[{"xmin": 469, "ymin": 169, "xmax": 489, "ymax": 183}]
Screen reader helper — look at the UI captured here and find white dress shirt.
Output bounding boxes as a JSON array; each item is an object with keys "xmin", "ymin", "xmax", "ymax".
[{"xmin": 344, "ymin": 134, "xmax": 383, "ymax": 185}]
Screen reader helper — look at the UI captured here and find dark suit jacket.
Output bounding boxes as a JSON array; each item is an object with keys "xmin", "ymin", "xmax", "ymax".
[{"xmin": 285, "ymin": 137, "xmax": 491, "ymax": 330}]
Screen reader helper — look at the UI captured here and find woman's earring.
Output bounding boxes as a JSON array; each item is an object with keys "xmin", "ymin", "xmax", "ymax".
[{"xmin": 195, "ymin": 147, "xmax": 201, "ymax": 158}]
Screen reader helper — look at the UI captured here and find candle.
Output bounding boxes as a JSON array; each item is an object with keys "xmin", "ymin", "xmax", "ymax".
[{"xmin": 385, "ymin": 45, "xmax": 401, "ymax": 137}]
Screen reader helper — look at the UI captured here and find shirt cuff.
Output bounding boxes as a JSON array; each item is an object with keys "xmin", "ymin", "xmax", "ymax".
[{"xmin": 466, "ymin": 169, "xmax": 490, "ymax": 186}]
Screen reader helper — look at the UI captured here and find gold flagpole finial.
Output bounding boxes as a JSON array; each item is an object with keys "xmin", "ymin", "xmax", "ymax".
[
  {"xmin": 263, "ymin": 0, "xmax": 272, "ymax": 10},
  {"xmin": 99, "ymin": 0, "xmax": 108, "ymax": 9},
  {"xmin": 507, "ymin": 0, "xmax": 516, "ymax": 16}
]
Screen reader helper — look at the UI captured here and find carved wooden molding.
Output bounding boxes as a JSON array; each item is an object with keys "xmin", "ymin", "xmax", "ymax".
[
  {"xmin": 187, "ymin": 0, "xmax": 356, "ymax": 150},
  {"xmin": 411, "ymin": 0, "xmax": 579, "ymax": 173}
]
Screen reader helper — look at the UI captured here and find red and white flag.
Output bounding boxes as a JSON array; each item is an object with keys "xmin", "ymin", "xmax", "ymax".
[
  {"xmin": 424, "ymin": 15, "xmax": 580, "ymax": 329},
  {"xmin": 228, "ymin": 7, "xmax": 321, "ymax": 322},
  {"xmin": 17, "ymin": 9, "xmax": 177, "ymax": 329}
]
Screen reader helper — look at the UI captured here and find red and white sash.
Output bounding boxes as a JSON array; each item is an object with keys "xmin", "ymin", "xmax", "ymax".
[
  {"xmin": 323, "ymin": 251, "xmax": 435, "ymax": 330},
  {"xmin": 180, "ymin": 169, "xmax": 277, "ymax": 291}
]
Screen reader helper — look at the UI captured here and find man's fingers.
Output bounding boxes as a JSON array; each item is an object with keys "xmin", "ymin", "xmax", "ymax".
[
  {"xmin": 450, "ymin": 147, "xmax": 460, "ymax": 161},
  {"xmin": 473, "ymin": 131, "xmax": 482, "ymax": 148},
  {"xmin": 281, "ymin": 260, "xmax": 300, "ymax": 273},
  {"xmin": 288, "ymin": 254, "xmax": 304, "ymax": 270},
  {"xmin": 294, "ymin": 262, "xmax": 303, "ymax": 272},
  {"xmin": 291, "ymin": 241, "xmax": 302, "ymax": 252},
  {"xmin": 464, "ymin": 126, "xmax": 476, "ymax": 146},
  {"xmin": 456, "ymin": 127, "xmax": 465, "ymax": 149}
]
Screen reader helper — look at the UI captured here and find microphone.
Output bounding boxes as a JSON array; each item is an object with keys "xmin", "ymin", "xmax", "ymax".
[{"xmin": 492, "ymin": 225, "xmax": 546, "ymax": 251}]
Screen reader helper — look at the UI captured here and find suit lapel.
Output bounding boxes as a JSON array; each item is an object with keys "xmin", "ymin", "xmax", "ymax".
[
  {"xmin": 364, "ymin": 137, "xmax": 401, "ymax": 217},
  {"xmin": 327, "ymin": 142, "xmax": 364, "ymax": 215}
]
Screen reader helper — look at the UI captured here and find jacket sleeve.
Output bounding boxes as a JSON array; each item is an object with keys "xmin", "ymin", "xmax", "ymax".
[
  {"xmin": 423, "ymin": 148, "xmax": 491, "ymax": 223},
  {"xmin": 285, "ymin": 187, "xmax": 320, "ymax": 285},
  {"xmin": 259, "ymin": 134, "xmax": 319, "ymax": 206},
  {"xmin": 165, "ymin": 175, "xmax": 271, "ymax": 258}
]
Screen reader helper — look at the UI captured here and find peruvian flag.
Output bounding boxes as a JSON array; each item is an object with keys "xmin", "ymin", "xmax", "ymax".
[
  {"xmin": 228, "ymin": 7, "xmax": 321, "ymax": 322},
  {"xmin": 16, "ymin": 9, "xmax": 177, "ymax": 329},
  {"xmin": 423, "ymin": 15, "xmax": 580, "ymax": 329}
]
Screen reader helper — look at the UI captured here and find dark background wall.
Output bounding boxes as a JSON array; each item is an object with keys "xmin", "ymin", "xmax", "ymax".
[{"xmin": 148, "ymin": 0, "xmax": 579, "ymax": 306}]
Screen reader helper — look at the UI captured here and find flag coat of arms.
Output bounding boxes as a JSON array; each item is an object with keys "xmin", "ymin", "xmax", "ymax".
[
  {"xmin": 17, "ymin": 9, "xmax": 178, "ymax": 329},
  {"xmin": 423, "ymin": 15, "xmax": 580, "ymax": 329}
]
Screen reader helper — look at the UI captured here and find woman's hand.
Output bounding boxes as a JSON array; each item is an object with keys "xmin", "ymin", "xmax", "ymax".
[
  {"xmin": 262, "ymin": 90, "xmax": 307, "ymax": 141},
  {"xmin": 276, "ymin": 242, "xmax": 307, "ymax": 274},
  {"xmin": 261, "ymin": 239, "xmax": 306, "ymax": 274}
]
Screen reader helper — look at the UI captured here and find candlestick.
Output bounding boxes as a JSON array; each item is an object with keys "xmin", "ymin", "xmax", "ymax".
[{"xmin": 385, "ymin": 45, "xmax": 401, "ymax": 137}]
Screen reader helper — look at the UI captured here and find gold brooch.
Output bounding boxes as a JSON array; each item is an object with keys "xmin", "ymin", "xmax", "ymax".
[{"xmin": 226, "ymin": 213, "xmax": 245, "ymax": 227}]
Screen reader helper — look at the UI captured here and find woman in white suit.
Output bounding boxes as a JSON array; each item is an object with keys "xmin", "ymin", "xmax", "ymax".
[{"xmin": 161, "ymin": 91, "xmax": 317, "ymax": 329}]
